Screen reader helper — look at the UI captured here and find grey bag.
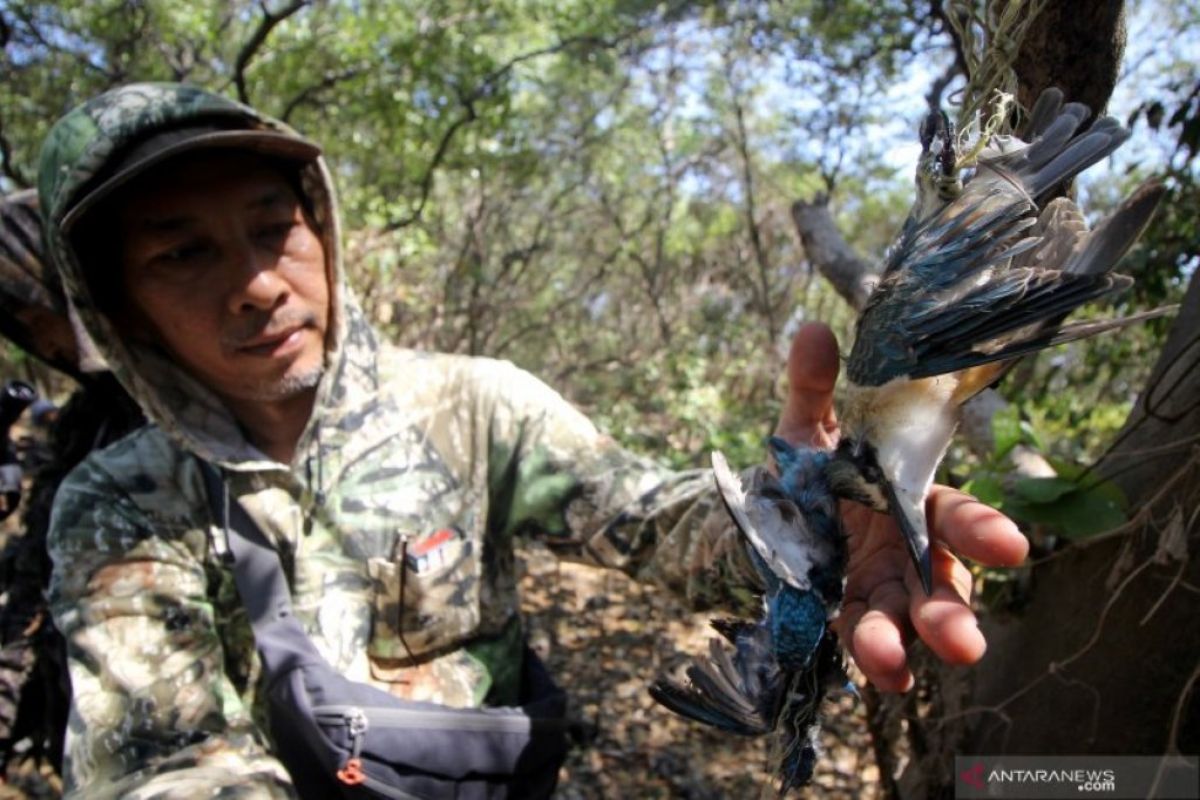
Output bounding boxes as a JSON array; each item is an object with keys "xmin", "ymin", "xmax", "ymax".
[{"xmin": 201, "ymin": 462, "xmax": 569, "ymax": 799}]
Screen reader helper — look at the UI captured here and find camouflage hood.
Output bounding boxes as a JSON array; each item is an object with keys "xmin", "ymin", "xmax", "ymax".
[{"xmin": 38, "ymin": 82, "xmax": 359, "ymax": 467}]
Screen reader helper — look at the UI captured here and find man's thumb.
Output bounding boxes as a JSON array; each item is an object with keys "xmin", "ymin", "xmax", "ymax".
[{"xmin": 775, "ymin": 322, "xmax": 840, "ymax": 446}]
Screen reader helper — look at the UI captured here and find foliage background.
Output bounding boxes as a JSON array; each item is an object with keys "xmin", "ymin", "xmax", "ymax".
[{"xmin": 2, "ymin": 0, "xmax": 1194, "ymax": 473}]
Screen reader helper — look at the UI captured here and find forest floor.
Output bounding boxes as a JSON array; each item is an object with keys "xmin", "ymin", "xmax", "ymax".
[
  {"xmin": 519, "ymin": 541, "xmax": 883, "ymax": 799},
  {"xmin": 0, "ymin": 532, "xmax": 884, "ymax": 800}
]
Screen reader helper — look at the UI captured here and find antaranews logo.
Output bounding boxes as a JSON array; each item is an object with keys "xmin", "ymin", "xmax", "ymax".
[
  {"xmin": 983, "ymin": 767, "xmax": 1116, "ymax": 792},
  {"xmin": 960, "ymin": 762, "xmax": 985, "ymax": 790},
  {"xmin": 954, "ymin": 755, "xmax": 1198, "ymax": 799}
]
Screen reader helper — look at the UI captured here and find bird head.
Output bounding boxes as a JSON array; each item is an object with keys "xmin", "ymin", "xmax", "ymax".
[
  {"xmin": 913, "ymin": 107, "xmax": 962, "ymax": 221},
  {"xmin": 828, "ymin": 413, "xmax": 938, "ymax": 596},
  {"xmin": 918, "ymin": 108, "xmax": 956, "ymax": 177}
]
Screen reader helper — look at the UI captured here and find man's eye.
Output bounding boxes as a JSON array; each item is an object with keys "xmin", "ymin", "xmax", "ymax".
[
  {"xmin": 257, "ymin": 221, "xmax": 294, "ymax": 243},
  {"xmin": 156, "ymin": 242, "xmax": 210, "ymax": 264}
]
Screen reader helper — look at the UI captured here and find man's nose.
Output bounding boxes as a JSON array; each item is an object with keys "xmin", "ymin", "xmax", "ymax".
[{"xmin": 226, "ymin": 238, "xmax": 288, "ymax": 313}]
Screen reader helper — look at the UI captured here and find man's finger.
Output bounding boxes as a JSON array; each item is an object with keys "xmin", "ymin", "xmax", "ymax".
[
  {"xmin": 840, "ymin": 578, "xmax": 914, "ymax": 692},
  {"xmin": 775, "ymin": 322, "xmax": 840, "ymax": 447},
  {"xmin": 907, "ymin": 545, "xmax": 986, "ymax": 665},
  {"xmin": 927, "ymin": 486, "xmax": 1029, "ymax": 567}
]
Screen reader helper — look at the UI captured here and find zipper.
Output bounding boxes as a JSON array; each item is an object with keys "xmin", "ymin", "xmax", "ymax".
[
  {"xmin": 321, "ymin": 706, "xmax": 430, "ymax": 800},
  {"xmin": 314, "ymin": 703, "xmax": 567, "ymax": 734},
  {"xmin": 333, "ymin": 707, "xmax": 369, "ymax": 786}
]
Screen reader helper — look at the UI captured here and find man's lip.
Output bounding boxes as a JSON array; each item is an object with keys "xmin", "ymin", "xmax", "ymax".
[{"xmin": 235, "ymin": 326, "xmax": 306, "ymax": 355}]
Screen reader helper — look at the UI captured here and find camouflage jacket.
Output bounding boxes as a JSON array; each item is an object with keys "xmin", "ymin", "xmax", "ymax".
[{"xmin": 41, "ymin": 84, "xmax": 753, "ymax": 798}]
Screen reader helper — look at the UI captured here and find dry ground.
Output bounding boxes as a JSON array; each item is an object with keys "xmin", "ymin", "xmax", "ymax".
[{"xmin": 519, "ymin": 542, "xmax": 882, "ymax": 799}]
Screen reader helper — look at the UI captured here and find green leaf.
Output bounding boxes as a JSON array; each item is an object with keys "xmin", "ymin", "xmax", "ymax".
[
  {"xmin": 1045, "ymin": 458, "xmax": 1087, "ymax": 482},
  {"xmin": 1019, "ymin": 419, "xmax": 1044, "ymax": 452},
  {"xmin": 962, "ymin": 475, "xmax": 1005, "ymax": 508},
  {"xmin": 991, "ymin": 405, "xmax": 1022, "ymax": 461},
  {"xmin": 1007, "ymin": 487, "xmax": 1126, "ymax": 539},
  {"xmin": 1005, "ymin": 470, "xmax": 1129, "ymax": 539},
  {"xmin": 1013, "ymin": 476, "xmax": 1076, "ymax": 504}
]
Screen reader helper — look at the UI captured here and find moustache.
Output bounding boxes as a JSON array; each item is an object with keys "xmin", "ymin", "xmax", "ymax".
[{"xmin": 222, "ymin": 309, "xmax": 320, "ymax": 350}]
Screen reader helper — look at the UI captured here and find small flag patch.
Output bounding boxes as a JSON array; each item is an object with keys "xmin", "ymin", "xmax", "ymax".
[{"xmin": 404, "ymin": 527, "xmax": 462, "ymax": 574}]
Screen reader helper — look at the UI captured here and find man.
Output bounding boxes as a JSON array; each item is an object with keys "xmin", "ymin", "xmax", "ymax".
[{"xmin": 40, "ymin": 83, "xmax": 1026, "ymax": 797}]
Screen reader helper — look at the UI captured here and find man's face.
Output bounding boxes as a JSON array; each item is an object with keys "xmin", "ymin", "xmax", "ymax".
[{"xmin": 113, "ymin": 152, "xmax": 329, "ymax": 406}]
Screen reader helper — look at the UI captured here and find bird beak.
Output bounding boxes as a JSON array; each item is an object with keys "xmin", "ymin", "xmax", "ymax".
[
  {"xmin": 879, "ymin": 476, "xmax": 934, "ymax": 596},
  {"xmin": 830, "ymin": 439, "xmax": 936, "ymax": 596}
]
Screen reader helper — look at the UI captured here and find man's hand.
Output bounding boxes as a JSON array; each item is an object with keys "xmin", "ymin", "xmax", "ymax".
[{"xmin": 774, "ymin": 323, "xmax": 1028, "ymax": 692}]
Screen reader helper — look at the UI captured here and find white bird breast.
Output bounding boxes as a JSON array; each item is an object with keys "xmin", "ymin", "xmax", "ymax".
[{"xmin": 844, "ymin": 375, "xmax": 960, "ymax": 505}]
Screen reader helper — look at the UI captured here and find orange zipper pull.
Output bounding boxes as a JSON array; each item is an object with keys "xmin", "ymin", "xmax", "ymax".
[
  {"xmin": 336, "ymin": 708, "xmax": 369, "ymax": 785},
  {"xmin": 336, "ymin": 757, "xmax": 366, "ymax": 785}
]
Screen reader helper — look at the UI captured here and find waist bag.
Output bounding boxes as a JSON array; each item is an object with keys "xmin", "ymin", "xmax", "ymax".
[{"xmin": 200, "ymin": 462, "xmax": 569, "ymax": 800}]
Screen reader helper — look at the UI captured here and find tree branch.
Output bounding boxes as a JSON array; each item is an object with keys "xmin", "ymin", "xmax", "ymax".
[
  {"xmin": 790, "ymin": 195, "xmax": 877, "ymax": 310},
  {"xmin": 723, "ymin": 49, "xmax": 779, "ymax": 345},
  {"xmin": 7, "ymin": 4, "xmax": 109, "ymax": 77},
  {"xmin": 232, "ymin": 0, "xmax": 308, "ymax": 105},
  {"xmin": 927, "ymin": 0, "xmax": 970, "ymax": 95},
  {"xmin": 280, "ymin": 67, "xmax": 366, "ymax": 123},
  {"xmin": 382, "ymin": 31, "xmax": 639, "ymax": 232}
]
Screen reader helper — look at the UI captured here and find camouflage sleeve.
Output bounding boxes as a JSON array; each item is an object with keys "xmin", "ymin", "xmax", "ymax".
[
  {"xmin": 47, "ymin": 457, "xmax": 296, "ymax": 799},
  {"xmin": 483, "ymin": 360, "xmax": 761, "ymax": 613}
]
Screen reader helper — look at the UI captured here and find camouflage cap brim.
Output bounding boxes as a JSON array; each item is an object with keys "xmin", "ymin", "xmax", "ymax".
[{"xmin": 60, "ymin": 126, "xmax": 322, "ymax": 232}]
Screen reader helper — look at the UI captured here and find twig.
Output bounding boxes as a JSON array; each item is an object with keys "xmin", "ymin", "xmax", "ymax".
[
  {"xmin": 383, "ymin": 31, "xmax": 641, "ymax": 232},
  {"xmin": 232, "ymin": 0, "xmax": 309, "ymax": 105},
  {"xmin": 721, "ymin": 48, "xmax": 778, "ymax": 347},
  {"xmin": 280, "ymin": 67, "xmax": 366, "ymax": 122}
]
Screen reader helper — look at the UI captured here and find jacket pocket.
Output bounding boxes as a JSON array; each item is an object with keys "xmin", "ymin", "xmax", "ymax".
[{"xmin": 365, "ymin": 526, "xmax": 480, "ymax": 662}]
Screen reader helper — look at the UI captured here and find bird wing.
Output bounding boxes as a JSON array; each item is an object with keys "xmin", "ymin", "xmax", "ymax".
[
  {"xmin": 981, "ymin": 88, "xmax": 1130, "ymax": 197},
  {"xmin": 846, "ymin": 92, "xmax": 1163, "ymax": 389},
  {"xmin": 648, "ymin": 632, "xmax": 780, "ymax": 736},
  {"xmin": 901, "ymin": 268, "xmax": 1128, "ymax": 379},
  {"xmin": 878, "ymin": 181, "xmax": 1168, "ymax": 384},
  {"xmin": 711, "ymin": 451, "xmax": 815, "ymax": 592},
  {"xmin": 910, "ymin": 303, "xmax": 1176, "ymax": 381}
]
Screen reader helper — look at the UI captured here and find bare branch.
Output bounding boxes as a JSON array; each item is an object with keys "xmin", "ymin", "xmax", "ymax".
[
  {"xmin": 924, "ymin": 58, "xmax": 961, "ymax": 113},
  {"xmin": 927, "ymin": 0, "xmax": 970, "ymax": 96},
  {"xmin": 280, "ymin": 67, "xmax": 366, "ymax": 123},
  {"xmin": 789, "ymin": 195, "xmax": 876, "ymax": 311},
  {"xmin": 382, "ymin": 31, "xmax": 639, "ymax": 232},
  {"xmin": 722, "ymin": 48, "xmax": 778, "ymax": 345},
  {"xmin": 232, "ymin": 0, "xmax": 308, "ymax": 105},
  {"xmin": 7, "ymin": 4, "xmax": 109, "ymax": 77},
  {"xmin": 96, "ymin": 1, "xmax": 152, "ymax": 83}
]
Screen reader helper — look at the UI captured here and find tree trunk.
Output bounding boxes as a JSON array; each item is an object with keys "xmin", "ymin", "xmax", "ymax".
[
  {"xmin": 1013, "ymin": 0, "xmax": 1126, "ymax": 117},
  {"xmin": 890, "ymin": 2, "xmax": 1200, "ymax": 791},
  {"xmin": 958, "ymin": 268, "xmax": 1200, "ymax": 752},
  {"xmin": 800, "ymin": 3, "xmax": 1199, "ymax": 795}
]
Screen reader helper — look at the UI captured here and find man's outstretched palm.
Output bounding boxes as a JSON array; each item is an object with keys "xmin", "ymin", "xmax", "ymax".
[{"xmin": 775, "ymin": 323, "xmax": 1029, "ymax": 691}]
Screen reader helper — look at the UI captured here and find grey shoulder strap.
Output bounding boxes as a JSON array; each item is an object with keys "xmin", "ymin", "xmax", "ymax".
[{"xmin": 198, "ymin": 460, "xmax": 325, "ymax": 673}]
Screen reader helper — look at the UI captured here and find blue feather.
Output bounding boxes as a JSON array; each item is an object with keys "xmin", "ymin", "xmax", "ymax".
[{"xmin": 650, "ymin": 444, "xmax": 850, "ymax": 794}]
